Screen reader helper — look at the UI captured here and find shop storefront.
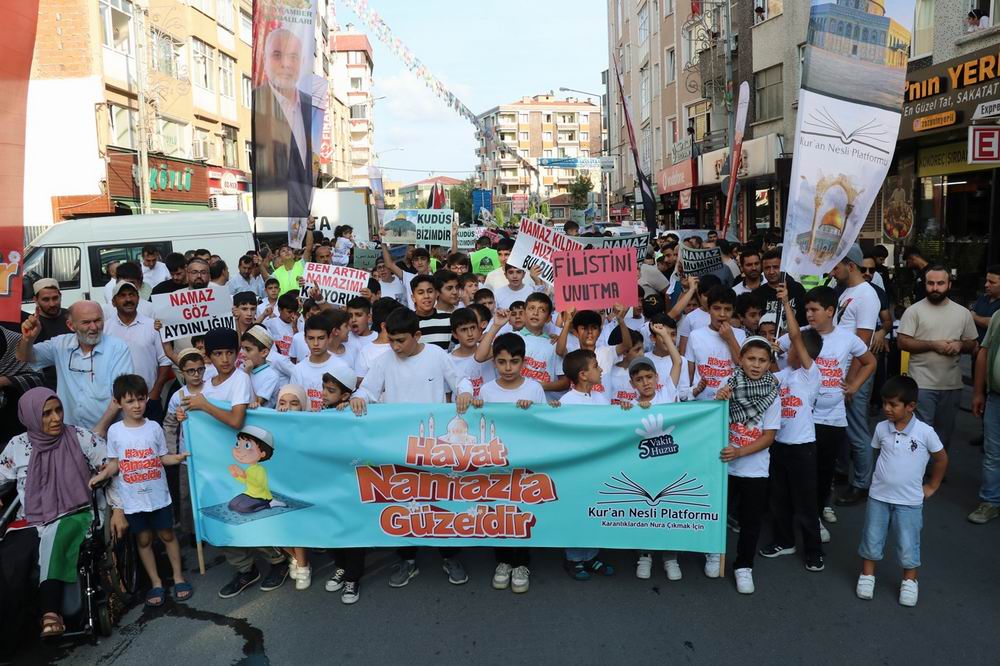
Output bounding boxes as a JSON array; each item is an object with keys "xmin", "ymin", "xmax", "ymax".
[
  {"xmin": 896, "ymin": 43, "xmax": 1000, "ymax": 301},
  {"xmin": 107, "ymin": 148, "xmax": 212, "ymax": 213},
  {"xmin": 697, "ymin": 133, "xmax": 782, "ymax": 240},
  {"xmin": 656, "ymin": 159, "xmax": 697, "ymax": 230}
]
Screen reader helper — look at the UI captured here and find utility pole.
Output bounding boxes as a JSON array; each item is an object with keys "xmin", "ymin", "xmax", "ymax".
[{"xmin": 135, "ymin": 1, "xmax": 152, "ymax": 214}]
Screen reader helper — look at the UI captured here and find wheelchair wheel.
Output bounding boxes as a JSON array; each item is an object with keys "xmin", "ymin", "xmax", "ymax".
[
  {"xmin": 108, "ymin": 534, "xmax": 139, "ymax": 597},
  {"xmin": 96, "ymin": 600, "xmax": 113, "ymax": 638}
]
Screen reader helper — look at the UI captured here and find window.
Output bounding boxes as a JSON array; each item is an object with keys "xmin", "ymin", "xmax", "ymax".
[
  {"xmin": 87, "ymin": 244, "xmax": 169, "ymax": 291},
  {"xmin": 543, "ymin": 149, "xmax": 553, "ymax": 158},
  {"xmin": 216, "ymin": 0, "xmax": 234, "ymax": 31},
  {"xmin": 109, "ymin": 104, "xmax": 137, "ymax": 149},
  {"xmin": 192, "ymin": 39, "xmax": 215, "ymax": 90},
  {"xmin": 239, "ymin": 9, "xmax": 252, "ymax": 44},
  {"xmin": 218, "ymin": 52, "xmax": 235, "ymax": 98},
  {"xmin": 222, "ymin": 125, "xmax": 238, "ymax": 167},
  {"xmin": 350, "ymin": 104, "xmax": 367, "ymax": 119},
  {"xmin": 581, "ymin": 132, "xmax": 589, "ymax": 141},
  {"xmin": 22, "ymin": 246, "xmax": 82, "ymax": 295},
  {"xmin": 640, "ymin": 66, "xmax": 650, "ymax": 121},
  {"xmin": 191, "ymin": 0, "xmax": 214, "ymax": 17},
  {"xmin": 519, "ymin": 132, "xmax": 529, "ymax": 140},
  {"xmin": 347, "ymin": 51, "xmax": 365, "ymax": 65},
  {"xmin": 667, "ymin": 117, "xmax": 678, "ymax": 145},
  {"xmin": 754, "ymin": 65, "xmax": 783, "ymax": 122},
  {"xmin": 664, "ymin": 0, "xmax": 673, "ymax": 15},
  {"xmin": 638, "ymin": 2, "xmax": 650, "ymax": 44},
  {"xmin": 157, "ymin": 117, "xmax": 186, "ymax": 157},
  {"xmin": 756, "ymin": 0, "xmax": 783, "ymax": 21},
  {"xmin": 242, "ymin": 75, "xmax": 252, "ymax": 108},
  {"xmin": 151, "ymin": 30, "xmax": 181, "ymax": 78},
  {"xmin": 665, "ymin": 48, "xmax": 676, "ymax": 84},
  {"xmin": 687, "ymin": 100, "xmax": 710, "ymax": 141},
  {"xmin": 99, "ymin": 0, "xmax": 133, "ymax": 53},
  {"xmin": 245, "ymin": 140, "xmax": 253, "ymax": 171},
  {"xmin": 519, "ymin": 112, "xmax": 529, "ymax": 123},
  {"xmin": 581, "ymin": 149, "xmax": 590, "ymax": 157},
  {"xmin": 192, "ymin": 128, "xmax": 211, "ymax": 160},
  {"xmin": 911, "ymin": 0, "xmax": 934, "ymax": 57},
  {"xmin": 350, "ymin": 77, "xmax": 363, "ymax": 91},
  {"xmin": 798, "ymin": 44, "xmax": 806, "ymax": 87},
  {"xmin": 543, "ymin": 131, "xmax": 553, "ymax": 141},
  {"xmin": 544, "ymin": 113, "xmax": 552, "ymax": 123},
  {"xmin": 641, "ymin": 127, "xmax": 652, "ymax": 175}
]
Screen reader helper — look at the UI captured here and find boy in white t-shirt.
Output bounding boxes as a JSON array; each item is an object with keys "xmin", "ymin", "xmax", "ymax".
[
  {"xmin": 647, "ymin": 314, "xmax": 696, "ymax": 401},
  {"xmin": 290, "ymin": 314, "xmax": 355, "ymax": 411},
  {"xmin": 555, "ymin": 307, "xmax": 634, "ymax": 402},
  {"xmin": 255, "ymin": 278, "xmax": 281, "ymax": 323},
  {"xmin": 684, "ymin": 286, "xmax": 745, "ymax": 401},
  {"xmin": 346, "ymin": 296, "xmax": 378, "ymax": 351},
  {"xmin": 448, "ymin": 308, "xmax": 494, "ymax": 397},
  {"xmin": 759, "ymin": 284, "xmax": 824, "ymax": 571},
  {"xmin": 240, "ymin": 326, "xmax": 282, "ymax": 408},
  {"xmin": 471, "ymin": 332, "xmax": 547, "ymax": 594},
  {"xmin": 856, "ymin": 376, "xmax": 947, "ymax": 607},
  {"xmin": 90, "ymin": 374, "xmax": 191, "ymax": 607},
  {"xmin": 264, "ymin": 292, "xmax": 299, "ymax": 356},
  {"xmin": 355, "ymin": 297, "xmax": 403, "ymax": 379},
  {"xmin": 494, "ymin": 264, "xmax": 542, "ymax": 310},
  {"xmin": 350, "ymin": 308, "xmax": 474, "ymax": 589},
  {"xmin": 714, "ymin": 337, "xmax": 780, "ymax": 595}
]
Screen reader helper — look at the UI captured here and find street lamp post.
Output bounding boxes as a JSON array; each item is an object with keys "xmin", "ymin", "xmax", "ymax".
[{"xmin": 558, "ymin": 87, "xmax": 610, "ymax": 226}]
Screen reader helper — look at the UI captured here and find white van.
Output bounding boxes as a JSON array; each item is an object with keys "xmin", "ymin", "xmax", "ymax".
[{"xmin": 21, "ymin": 211, "xmax": 255, "ymax": 310}]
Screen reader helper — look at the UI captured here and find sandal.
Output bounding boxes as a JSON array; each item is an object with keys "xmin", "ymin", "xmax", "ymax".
[
  {"xmin": 586, "ymin": 558, "xmax": 616, "ymax": 576},
  {"xmin": 174, "ymin": 581, "xmax": 194, "ymax": 602},
  {"xmin": 145, "ymin": 586, "xmax": 166, "ymax": 607},
  {"xmin": 564, "ymin": 560, "xmax": 591, "ymax": 581},
  {"xmin": 40, "ymin": 612, "xmax": 65, "ymax": 638}
]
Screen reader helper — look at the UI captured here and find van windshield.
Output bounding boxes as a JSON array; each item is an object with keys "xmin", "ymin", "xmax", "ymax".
[{"xmin": 21, "ymin": 245, "xmax": 44, "ymax": 302}]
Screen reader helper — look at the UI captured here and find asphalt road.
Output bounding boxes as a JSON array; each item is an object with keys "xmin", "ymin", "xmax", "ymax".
[{"xmin": 16, "ymin": 399, "xmax": 1000, "ymax": 665}]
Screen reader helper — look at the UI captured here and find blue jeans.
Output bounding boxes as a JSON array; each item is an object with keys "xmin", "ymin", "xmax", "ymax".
[
  {"xmin": 565, "ymin": 548, "xmax": 599, "ymax": 562},
  {"xmin": 915, "ymin": 388, "xmax": 960, "ymax": 450},
  {"xmin": 846, "ymin": 373, "xmax": 875, "ymax": 489},
  {"xmin": 979, "ymin": 393, "xmax": 1000, "ymax": 505},
  {"xmin": 858, "ymin": 498, "xmax": 922, "ymax": 569}
]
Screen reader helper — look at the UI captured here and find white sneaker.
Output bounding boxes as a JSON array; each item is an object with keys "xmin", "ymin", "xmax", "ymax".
[
  {"xmin": 294, "ymin": 565, "xmax": 312, "ymax": 590},
  {"xmin": 663, "ymin": 558, "xmax": 682, "ymax": 581},
  {"xmin": 899, "ymin": 579, "xmax": 918, "ymax": 607},
  {"xmin": 704, "ymin": 554, "xmax": 721, "ymax": 578},
  {"xmin": 288, "ymin": 558, "xmax": 299, "ymax": 579},
  {"xmin": 635, "ymin": 554, "xmax": 652, "ymax": 579},
  {"xmin": 492, "ymin": 563, "xmax": 512, "ymax": 590},
  {"xmin": 856, "ymin": 574, "xmax": 875, "ymax": 600},
  {"xmin": 734, "ymin": 568, "xmax": 754, "ymax": 594},
  {"xmin": 822, "ymin": 506, "xmax": 837, "ymax": 523},
  {"xmin": 511, "ymin": 566, "xmax": 530, "ymax": 593},
  {"xmin": 819, "ymin": 521, "xmax": 831, "ymax": 543}
]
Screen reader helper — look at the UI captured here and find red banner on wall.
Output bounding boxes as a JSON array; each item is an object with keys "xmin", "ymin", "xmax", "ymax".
[{"xmin": 0, "ymin": 1, "xmax": 39, "ymax": 322}]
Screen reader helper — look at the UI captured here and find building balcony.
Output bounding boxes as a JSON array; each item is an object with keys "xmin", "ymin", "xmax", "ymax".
[
  {"xmin": 497, "ymin": 174, "xmax": 522, "ymax": 185},
  {"xmin": 496, "ymin": 115, "xmax": 517, "ymax": 127},
  {"xmin": 556, "ymin": 119, "xmax": 578, "ymax": 129}
]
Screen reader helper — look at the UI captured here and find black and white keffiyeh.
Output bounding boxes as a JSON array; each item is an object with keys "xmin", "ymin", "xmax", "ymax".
[{"xmin": 726, "ymin": 367, "xmax": 778, "ymax": 425}]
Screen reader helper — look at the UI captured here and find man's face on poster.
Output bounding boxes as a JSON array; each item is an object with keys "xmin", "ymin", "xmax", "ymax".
[{"xmin": 266, "ymin": 30, "xmax": 303, "ymax": 96}]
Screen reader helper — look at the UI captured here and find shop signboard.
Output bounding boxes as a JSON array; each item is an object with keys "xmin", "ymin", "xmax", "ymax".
[
  {"xmin": 968, "ymin": 126, "xmax": 1000, "ymax": 164},
  {"xmin": 656, "ymin": 160, "xmax": 697, "ymax": 194},
  {"xmin": 917, "ymin": 141, "xmax": 996, "ymax": 177},
  {"xmin": 698, "ymin": 134, "xmax": 780, "ymax": 186},
  {"xmin": 901, "ymin": 44, "xmax": 1000, "ymax": 140}
]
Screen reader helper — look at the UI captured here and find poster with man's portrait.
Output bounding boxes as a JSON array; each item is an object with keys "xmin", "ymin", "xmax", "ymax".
[{"xmin": 252, "ymin": 0, "xmax": 326, "ymax": 224}]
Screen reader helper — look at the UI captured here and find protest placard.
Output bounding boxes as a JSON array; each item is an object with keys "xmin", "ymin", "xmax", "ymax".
[
  {"xmin": 580, "ymin": 233, "xmax": 650, "ymax": 263},
  {"xmin": 352, "ymin": 247, "xmax": 381, "ymax": 271},
  {"xmin": 379, "ymin": 209, "xmax": 456, "ymax": 246},
  {"xmin": 680, "ymin": 246, "xmax": 725, "ymax": 278},
  {"xmin": 552, "ymin": 247, "xmax": 639, "ymax": 312},
  {"xmin": 456, "ymin": 226, "xmax": 487, "ymax": 251},
  {"xmin": 507, "ymin": 217, "xmax": 584, "ymax": 284},
  {"xmin": 301, "ymin": 262, "xmax": 370, "ymax": 306},
  {"xmin": 152, "ymin": 286, "xmax": 235, "ymax": 342},
  {"xmin": 186, "ymin": 401, "xmax": 729, "ymax": 551}
]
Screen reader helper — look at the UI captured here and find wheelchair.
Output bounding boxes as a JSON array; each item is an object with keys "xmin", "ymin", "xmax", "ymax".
[{"xmin": 0, "ymin": 484, "xmax": 140, "ymax": 645}]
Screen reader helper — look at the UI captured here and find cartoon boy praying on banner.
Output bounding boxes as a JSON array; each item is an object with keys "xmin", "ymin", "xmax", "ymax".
[{"xmin": 227, "ymin": 425, "xmax": 287, "ymax": 514}]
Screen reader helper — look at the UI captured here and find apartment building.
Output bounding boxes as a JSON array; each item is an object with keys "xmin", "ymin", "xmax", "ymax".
[
  {"xmin": 399, "ymin": 176, "xmax": 463, "ymax": 209},
  {"xmin": 474, "ymin": 94, "xmax": 603, "ymax": 212},
  {"xmin": 330, "ymin": 25, "xmax": 375, "ymax": 189},
  {"xmin": 383, "ymin": 179, "xmax": 402, "ymax": 209},
  {"xmin": 24, "ymin": 0, "xmax": 336, "ymax": 233}
]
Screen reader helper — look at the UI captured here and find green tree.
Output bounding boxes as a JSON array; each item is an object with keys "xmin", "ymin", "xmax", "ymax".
[
  {"xmin": 569, "ymin": 174, "xmax": 593, "ymax": 209},
  {"xmin": 448, "ymin": 178, "xmax": 476, "ymax": 223},
  {"xmin": 495, "ymin": 206, "xmax": 507, "ymax": 227},
  {"xmin": 540, "ymin": 201, "xmax": 551, "ymax": 218},
  {"xmin": 528, "ymin": 201, "xmax": 537, "ymax": 217}
]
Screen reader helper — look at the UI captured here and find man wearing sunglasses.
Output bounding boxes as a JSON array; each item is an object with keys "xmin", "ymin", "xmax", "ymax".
[{"xmin": 16, "ymin": 300, "xmax": 133, "ymax": 431}]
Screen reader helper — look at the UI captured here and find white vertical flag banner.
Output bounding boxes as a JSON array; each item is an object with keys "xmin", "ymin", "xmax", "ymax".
[{"xmin": 781, "ymin": 0, "xmax": 914, "ymax": 279}]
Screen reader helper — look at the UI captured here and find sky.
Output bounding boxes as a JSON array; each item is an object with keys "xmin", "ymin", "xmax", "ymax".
[{"xmin": 335, "ymin": 0, "xmax": 609, "ymax": 188}]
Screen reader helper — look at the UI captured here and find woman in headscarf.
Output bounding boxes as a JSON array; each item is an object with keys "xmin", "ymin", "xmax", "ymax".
[
  {"xmin": 0, "ymin": 327, "xmax": 45, "ymax": 443},
  {"xmin": 0, "ymin": 388, "xmax": 123, "ymax": 637}
]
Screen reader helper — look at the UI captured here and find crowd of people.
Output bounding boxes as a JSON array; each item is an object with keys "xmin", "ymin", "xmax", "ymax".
[{"xmin": 1, "ymin": 217, "xmax": 996, "ymax": 641}]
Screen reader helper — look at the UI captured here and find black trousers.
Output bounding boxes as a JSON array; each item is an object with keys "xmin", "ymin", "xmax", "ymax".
[
  {"xmin": 333, "ymin": 548, "xmax": 365, "ymax": 582},
  {"xmin": 39, "ymin": 579, "xmax": 63, "ymax": 615},
  {"xmin": 397, "ymin": 546, "xmax": 459, "ymax": 560},
  {"xmin": 815, "ymin": 425, "xmax": 847, "ymax": 512},
  {"xmin": 769, "ymin": 442, "xmax": 822, "ymax": 558},
  {"xmin": 729, "ymin": 476, "xmax": 768, "ymax": 570},
  {"xmin": 494, "ymin": 547, "xmax": 530, "ymax": 567}
]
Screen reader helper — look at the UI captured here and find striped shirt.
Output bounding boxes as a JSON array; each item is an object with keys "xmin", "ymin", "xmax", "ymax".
[{"xmin": 418, "ymin": 311, "xmax": 453, "ymax": 350}]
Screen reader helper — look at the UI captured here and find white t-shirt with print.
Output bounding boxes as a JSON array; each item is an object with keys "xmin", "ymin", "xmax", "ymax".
[
  {"xmin": 678, "ymin": 308, "xmax": 711, "ymax": 340},
  {"xmin": 727, "ymin": 398, "xmax": 781, "ymax": 478},
  {"xmin": 264, "ymin": 317, "xmax": 296, "ymax": 356},
  {"xmin": 778, "ymin": 326, "xmax": 867, "ymax": 427},
  {"xmin": 201, "ymin": 370, "xmax": 253, "ymax": 406},
  {"xmin": 649, "ymin": 350, "xmax": 696, "ymax": 400},
  {"xmin": 559, "ymin": 388, "xmax": 610, "ymax": 405},
  {"xmin": 774, "ymin": 365, "xmax": 820, "ymax": 444},
  {"xmin": 520, "ymin": 332, "xmax": 562, "ymax": 400},
  {"xmin": 869, "ymin": 417, "xmax": 944, "ymax": 506},
  {"xmin": 478, "ymin": 378, "xmax": 546, "ymax": 404},
  {"xmin": 333, "ymin": 237, "xmax": 354, "ymax": 266},
  {"xmin": 836, "ymin": 282, "xmax": 880, "ymax": 334},
  {"xmin": 250, "ymin": 364, "xmax": 282, "ymax": 407},
  {"xmin": 448, "ymin": 352, "xmax": 495, "ymax": 397},
  {"xmin": 107, "ymin": 420, "xmax": 171, "ymax": 514},
  {"xmin": 632, "ymin": 385, "xmax": 677, "ymax": 406},
  {"xmin": 606, "ymin": 364, "xmax": 638, "ymax": 405},
  {"xmin": 684, "ymin": 326, "xmax": 746, "ymax": 400},
  {"xmin": 290, "ymin": 354, "xmax": 354, "ymax": 411}
]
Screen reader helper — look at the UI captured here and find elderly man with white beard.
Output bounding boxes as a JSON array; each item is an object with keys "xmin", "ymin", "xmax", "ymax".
[{"xmin": 16, "ymin": 300, "xmax": 133, "ymax": 431}]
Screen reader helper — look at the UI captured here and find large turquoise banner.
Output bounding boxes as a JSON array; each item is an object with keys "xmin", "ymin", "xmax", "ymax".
[{"xmin": 185, "ymin": 402, "xmax": 729, "ymax": 552}]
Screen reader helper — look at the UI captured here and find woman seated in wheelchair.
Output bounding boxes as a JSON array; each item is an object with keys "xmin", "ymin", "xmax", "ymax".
[{"xmin": 0, "ymin": 388, "xmax": 125, "ymax": 638}]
